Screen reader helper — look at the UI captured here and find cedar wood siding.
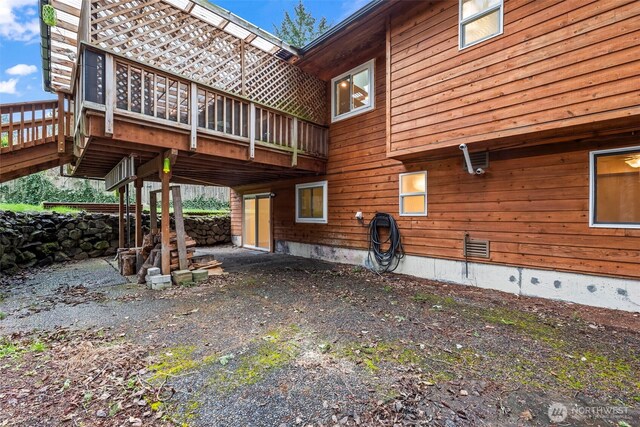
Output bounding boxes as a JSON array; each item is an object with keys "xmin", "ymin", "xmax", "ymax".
[
  {"xmin": 389, "ymin": 0, "xmax": 640, "ymax": 158},
  {"xmin": 230, "ymin": 0, "xmax": 640, "ymax": 280}
]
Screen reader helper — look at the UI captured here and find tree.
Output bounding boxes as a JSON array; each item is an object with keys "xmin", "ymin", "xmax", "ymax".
[{"xmin": 274, "ymin": 0, "xmax": 330, "ymax": 48}]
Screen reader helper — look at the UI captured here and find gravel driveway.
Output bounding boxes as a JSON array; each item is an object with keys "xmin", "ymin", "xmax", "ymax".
[{"xmin": 1, "ymin": 245, "xmax": 639, "ymax": 426}]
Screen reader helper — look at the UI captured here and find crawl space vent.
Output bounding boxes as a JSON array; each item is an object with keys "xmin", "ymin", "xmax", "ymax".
[
  {"xmin": 464, "ymin": 238, "xmax": 490, "ymax": 258},
  {"xmin": 462, "ymin": 151, "xmax": 489, "ymax": 170}
]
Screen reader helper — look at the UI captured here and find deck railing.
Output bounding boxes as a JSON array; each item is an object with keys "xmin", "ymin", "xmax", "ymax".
[
  {"xmin": 80, "ymin": 52, "xmax": 328, "ymax": 161},
  {"xmin": 0, "ymin": 97, "xmax": 73, "ymax": 153}
]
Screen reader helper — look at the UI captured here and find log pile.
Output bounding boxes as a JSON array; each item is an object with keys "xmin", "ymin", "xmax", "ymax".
[
  {"xmin": 191, "ymin": 259, "xmax": 224, "ymax": 276},
  {"xmin": 131, "ymin": 232, "xmax": 197, "ymax": 283}
]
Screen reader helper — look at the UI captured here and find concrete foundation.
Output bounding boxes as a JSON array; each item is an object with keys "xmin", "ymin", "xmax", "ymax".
[{"xmin": 275, "ymin": 240, "xmax": 640, "ymax": 313}]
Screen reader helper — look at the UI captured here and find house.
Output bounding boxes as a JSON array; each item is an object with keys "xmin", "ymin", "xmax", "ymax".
[
  {"xmin": 229, "ymin": 0, "xmax": 640, "ymax": 312},
  {"xmin": 2, "ymin": 0, "xmax": 639, "ymax": 311}
]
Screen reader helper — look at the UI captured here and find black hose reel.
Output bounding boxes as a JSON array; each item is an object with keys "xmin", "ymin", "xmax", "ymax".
[{"xmin": 367, "ymin": 212, "xmax": 404, "ymax": 273}]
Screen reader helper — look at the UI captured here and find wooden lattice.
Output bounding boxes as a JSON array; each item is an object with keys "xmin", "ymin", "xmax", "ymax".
[
  {"xmin": 244, "ymin": 45, "xmax": 326, "ymax": 124},
  {"xmin": 90, "ymin": 0, "xmax": 327, "ymax": 124}
]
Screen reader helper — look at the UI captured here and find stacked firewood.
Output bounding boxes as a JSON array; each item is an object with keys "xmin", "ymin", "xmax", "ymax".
[
  {"xmin": 191, "ymin": 259, "xmax": 224, "ymax": 276},
  {"xmin": 133, "ymin": 232, "xmax": 196, "ymax": 283}
]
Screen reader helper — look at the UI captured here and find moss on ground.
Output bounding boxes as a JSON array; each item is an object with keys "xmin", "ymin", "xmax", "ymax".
[
  {"xmin": 209, "ymin": 329, "xmax": 299, "ymax": 393},
  {"xmin": 550, "ymin": 351, "xmax": 640, "ymax": 398},
  {"xmin": 412, "ymin": 292, "xmax": 459, "ymax": 308},
  {"xmin": 340, "ymin": 342, "xmax": 423, "ymax": 372},
  {"xmin": 148, "ymin": 345, "xmax": 217, "ymax": 381}
]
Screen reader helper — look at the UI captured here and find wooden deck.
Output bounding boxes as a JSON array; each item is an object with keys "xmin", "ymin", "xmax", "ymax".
[
  {"xmin": 67, "ymin": 52, "xmax": 328, "ymax": 187},
  {"xmin": 0, "ymin": 98, "xmax": 74, "ymax": 183}
]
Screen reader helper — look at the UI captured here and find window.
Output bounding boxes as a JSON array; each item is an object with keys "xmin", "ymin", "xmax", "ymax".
[
  {"xmin": 331, "ymin": 59, "xmax": 375, "ymax": 122},
  {"xmin": 296, "ymin": 181, "xmax": 328, "ymax": 223},
  {"xmin": 399, "ymin": 172, "xmax": 427, "ymax": 216},
  {"xmin": 84, "ymin": 50, "xmax": 105, "ymax": 104},
  {"xmin": 590, "ymin": 146, "xmax": 640, "ymax": 228},
  {"xmin": 459, "ymin": 0, "xmax": 504, "ymax": 49}
]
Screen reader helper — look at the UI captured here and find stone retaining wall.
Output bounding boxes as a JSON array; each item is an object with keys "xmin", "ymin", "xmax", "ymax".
[{"xmin": 0, "ymin": 211, "xmax": 230, "ymax": 274}]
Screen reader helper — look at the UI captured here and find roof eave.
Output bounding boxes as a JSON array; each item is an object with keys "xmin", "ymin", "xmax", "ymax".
[{"xmin": 299, "ymin": 0, "xmax": 386, "ymax": 55}]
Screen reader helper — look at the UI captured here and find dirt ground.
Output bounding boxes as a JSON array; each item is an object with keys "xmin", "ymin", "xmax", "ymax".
[{"xmin": 1, "ymin": 245, "xmax": 639, "ymax": 427}]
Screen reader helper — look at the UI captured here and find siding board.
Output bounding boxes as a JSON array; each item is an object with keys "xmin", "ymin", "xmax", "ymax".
[
  {"xmin": 388, "ymin": 0, "xmax": 640, "ymax": 156},
  {"xmin": 229, "ymin": 1, "xmax": 640, "ymax": 281}
]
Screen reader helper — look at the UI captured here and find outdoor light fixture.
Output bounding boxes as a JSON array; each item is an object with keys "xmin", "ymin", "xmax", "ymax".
[
  {"xmin": 625, "ymin": 155, "xmax": 640, "ymax": 168},
  {"xmin": 42, "ymin": 4, "xmax": 57, "ymax": 26},
  {"xmin": 163, "ymin": 158, "xmax": 171, "ymax": 173}
]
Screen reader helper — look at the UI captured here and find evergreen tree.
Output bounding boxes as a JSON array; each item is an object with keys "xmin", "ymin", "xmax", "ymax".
[{"xmin": 274, "ymin": 0, "xmax": 330, "ymax": 48}]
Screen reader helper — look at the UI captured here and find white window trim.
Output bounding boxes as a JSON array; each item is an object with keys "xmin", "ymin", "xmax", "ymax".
[
  {"xmin": 295, "ymin": 180, "xmax": 328, "ymax": 224},
  {"xmin": 458, "ymin": 0, "xmax": 504, "ymax": 50},
  {"xmin": 330, "ymin": 59, "xmax": 375, "ymax": 123},
  {"xmin": 589, "ymin": 145, "xmax": 640, "ymax": 229},
  {"xmin": 399, "ymin": 171, "xmax": 428, "ymax": 217}
]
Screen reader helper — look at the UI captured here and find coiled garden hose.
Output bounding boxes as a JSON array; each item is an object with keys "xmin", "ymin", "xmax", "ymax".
[{"xmin": 367, "ymin": 212, "xmax": 404, "ymax": 273}]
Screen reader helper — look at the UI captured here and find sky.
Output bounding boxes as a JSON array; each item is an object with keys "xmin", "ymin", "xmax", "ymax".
[{"xmin": 0, "ymin": 0, "xmax": 369, "ymax": 104}]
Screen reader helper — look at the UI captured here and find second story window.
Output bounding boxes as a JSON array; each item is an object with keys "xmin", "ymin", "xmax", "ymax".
[
  {"xmin": 459, "ymin": 0, "xmax": 504, "ymax": 49},
  {"xmin": 331, "ymin": 59, "xmax": 375, "ymax": 123}
]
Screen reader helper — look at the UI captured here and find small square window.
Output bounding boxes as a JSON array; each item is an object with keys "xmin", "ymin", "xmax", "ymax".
[
  {"xmin": 459, "ymin": 0, "xmax": 504, "ymax": 49},
  {"xmin": 330, "ymin": 59, "xmax": 375, "ymax": 123},
  {"xmin": 589, "ymin": 146, "xmax": 640, "ymax": 228},
  {"xmin": 399, "ymin": 172, "xmax": 427, "ymax": 216},
  {"xmin": 296, "ymin": 181, "xmax": 328, "ymax": 223}
]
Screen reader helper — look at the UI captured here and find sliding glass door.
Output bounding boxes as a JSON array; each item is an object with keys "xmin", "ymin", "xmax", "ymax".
[{"xmin": 243, "ymin": 194, "xmax": 271, "ymax": 251}]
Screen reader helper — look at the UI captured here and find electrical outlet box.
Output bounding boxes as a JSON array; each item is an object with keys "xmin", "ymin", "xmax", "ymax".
[{"xmin": 355, "ymin": 211, "xmax": 363, "ymax": 220}]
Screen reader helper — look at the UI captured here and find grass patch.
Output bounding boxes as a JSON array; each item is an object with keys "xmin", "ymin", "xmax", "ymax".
[
  {"xmin": 0, "ymin": 311, "xmax": 6, "ymax": 321},
  {"xmin": 0, "ymin": 338, "xmax": 21, "ymax": 359},
  {"xmin": 0, "ymin": 203, "xmax": 80, "ymax": 214},
  {"xmin": 29, "ymin": 340, "xmax": 47, "ymax": 353}
]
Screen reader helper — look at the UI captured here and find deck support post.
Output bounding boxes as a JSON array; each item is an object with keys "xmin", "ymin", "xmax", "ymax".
[
  {"xmin": 249, "ymin": 102, "xmax": 255, "ymax": 160},
  {"xmin": 171, "ymin": 186, "xmax": 188, "ymax": 271},
  {"xmin": 57, "ymin": 92, "xmax": 65, "ymax": 153},
  {"xmin": 160, "ymin": 168, "xmax": 171, "ymax": 275},
  {"xmin": 118, "ymin": 186, "xmax": 126, "ymax": 249},
  {"xmin": 159, "ymin": 150, "xmax": 177, "ymax": 275},
  {"xmin": 135, "ymin": 178, "xmax": 143, "ymax": 247},
  {"xmin": 190, "ymin": 82, "xmax": 198, "ymax": 151},
  {"xmin": 105, "ymin": 54, "xmax": 115, "ymax": 136},
  {"xmin": 292, "ymin": 117, "xmax": 298, "ymax": 167},
  {"xmin": 150, "ymin": 191, "xmax": 158, "ymax": 235}
]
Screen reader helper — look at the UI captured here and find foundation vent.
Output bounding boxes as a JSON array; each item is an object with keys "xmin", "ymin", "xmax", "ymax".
[
  {"xmin": 462, "ymin": 151, "xmax": 489, "ymax": 170},
  {"xmin": 464, "ymin": 237, "xmax": 490, "ymax": 258}
]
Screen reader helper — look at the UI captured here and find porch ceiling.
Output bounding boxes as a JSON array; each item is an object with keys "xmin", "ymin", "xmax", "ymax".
[{"xmin": 72, "ymin": 138, "xmax": 322, "ymax": 188}]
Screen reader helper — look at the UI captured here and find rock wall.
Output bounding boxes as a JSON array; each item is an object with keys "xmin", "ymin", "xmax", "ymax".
[{"xmin": 0, "ymin": 212, "xmax": 230, "ymax": 274}]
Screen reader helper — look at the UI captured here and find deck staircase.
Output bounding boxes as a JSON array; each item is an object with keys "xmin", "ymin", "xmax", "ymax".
[{"xmin": 0, "ymin": 97, "xmax": 74, "ymax": 183}]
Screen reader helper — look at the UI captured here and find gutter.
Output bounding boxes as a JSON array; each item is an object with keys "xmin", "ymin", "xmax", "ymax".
[
  {"xmin": 300, "ymin": 0, "xmax": 386, "ymax": 54},
  {"xmin": 39, "ymin": 0, "xmax": 53, "ymax": 93}
]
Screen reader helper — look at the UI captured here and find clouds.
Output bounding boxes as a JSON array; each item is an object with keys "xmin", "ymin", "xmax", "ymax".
[
  {"xmin": 0, "ymin": 0, "xmax": 40, "ymax": 42},
  {"xmin": 0, "ymin": 78, "xmax": 18, "ymax": 94},
  {"xmin": 6, "ymin": 63, "xmax": 37, "ymax": 76},
  {"xmin": 1, "ymin": 63, "xmax": 38, "ymax": 95},
  {"xmin": 340, "ymin": 0, "xmax": 370, "ymax": 20}
]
